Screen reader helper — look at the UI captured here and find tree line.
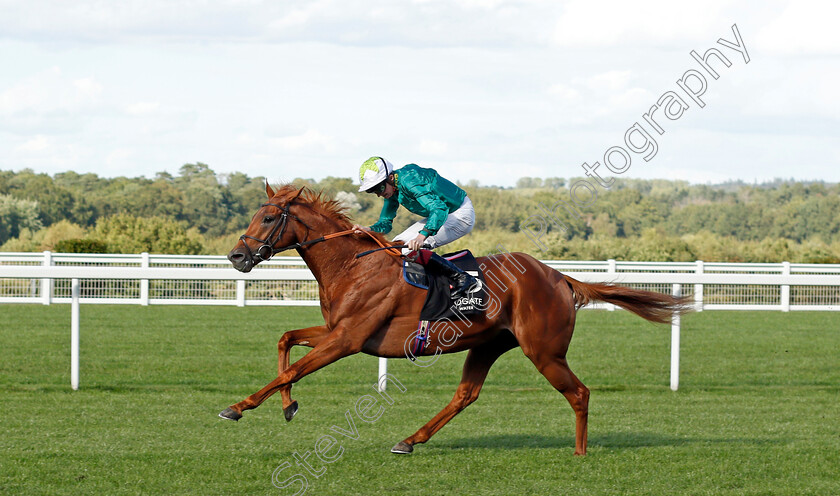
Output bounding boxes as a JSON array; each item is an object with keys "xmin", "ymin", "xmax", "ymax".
[{"xmin": 1, "ymin": 165, "xmax": 839, "ymax": 263}]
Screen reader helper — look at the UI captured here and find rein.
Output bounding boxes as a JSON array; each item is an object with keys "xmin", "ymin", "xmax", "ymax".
[
  {"xmin": 239, "ymin": 201, "xmax": 402, "ymax": 264},
  {"xmin": 355, "ymin": 244, "xmax": 409, "ymax": 259}
]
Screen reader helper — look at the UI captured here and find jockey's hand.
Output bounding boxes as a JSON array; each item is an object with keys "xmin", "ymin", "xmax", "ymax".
[
  {"xmin": 352, "ymin": 224, "xmax": 371, "ymax": 234},
  {"xmin": 407, "ymin": 234, "xmax": 427, "ymax": 251}
]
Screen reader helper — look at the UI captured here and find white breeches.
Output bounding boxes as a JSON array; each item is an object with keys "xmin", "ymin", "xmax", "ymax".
[{"xmin": 393, "ymin": 196, "xmax": 475, "ymax": 250}]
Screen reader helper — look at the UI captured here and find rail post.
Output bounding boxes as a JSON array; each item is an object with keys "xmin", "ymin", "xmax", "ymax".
[
  {"xmin": 71, "ymin": 278, "xmax": 80, "ymax": 390},
  {"xmin": 41, "ymin": 251, "xmax": 52, "ymax": 305},
  {"xmin": 694, "ymin": 260, "xmax": 704, "ymax": 312},
  {"xmin": 140, "ymin": 252, "xmax": 150, "ymax": 306},
  {"xmin": 781, "ymin": 261, "xmax": 791, "ymax": 312},
  {"xmin": 236, "ymin": 280, "xmax": 246, "ymax": 307},
  {"xmin": 670, "ymin": 283, "xmax": 681, "ymax": 391},
  {"xmin": 377, "ymin": 357, "xmax": 388, "ymax": 392}
]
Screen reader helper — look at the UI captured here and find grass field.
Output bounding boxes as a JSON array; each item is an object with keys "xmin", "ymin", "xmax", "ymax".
[{"xmin": 1, "ymin": 305, "xmax": 838, "ymax": 495}]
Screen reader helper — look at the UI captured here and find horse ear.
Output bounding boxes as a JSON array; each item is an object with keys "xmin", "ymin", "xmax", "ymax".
[
  {"xmin": 291, "ymin": 185, "xmax": 306, "ymax": 201},
  {"xmin": 265, "ymin": 181, "xmax": 275, "ymax": 198}
]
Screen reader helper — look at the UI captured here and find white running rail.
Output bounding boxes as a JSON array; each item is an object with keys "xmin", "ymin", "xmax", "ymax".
[{"xmin": 2, "ymin": 252, "xmax": 839, "ymax": 390}]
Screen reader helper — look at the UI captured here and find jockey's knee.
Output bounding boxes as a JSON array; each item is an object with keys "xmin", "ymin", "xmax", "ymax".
[{"xmin": 408, "ymin": 249, "xmax": 433, "ymax": 265}]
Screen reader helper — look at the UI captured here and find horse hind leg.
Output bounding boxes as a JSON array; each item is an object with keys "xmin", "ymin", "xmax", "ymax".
[
  {"xmin": 393, "ymin": 332, "xmax": 518, "ymax": 454},
  {"xmin": 529, "ymin": 355, "xmax": 589, "ymax": 455},
  {"xmin": 515, "ymin": 279, "xmax": 588, "ymax": 454}
]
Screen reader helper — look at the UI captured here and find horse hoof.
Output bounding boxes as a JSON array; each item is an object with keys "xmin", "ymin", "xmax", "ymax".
[
  {"xmin": 284, "ymin": 401, "xmax": 299, "ymax": 422},
  {"xmin": 390, "ymin": 441, "xmax": 413, "ymax": 454},
  {"xmin": 219, "ymin": 407, "xmax": 242, "ymax": 421}
]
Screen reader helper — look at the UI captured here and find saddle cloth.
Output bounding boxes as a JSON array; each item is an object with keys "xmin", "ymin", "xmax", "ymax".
[{"xmin": 403, "ymin": 250, "xmax": 486, "ymax": 322}]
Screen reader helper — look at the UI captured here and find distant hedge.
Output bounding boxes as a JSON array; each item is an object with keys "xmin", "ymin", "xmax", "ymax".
[{"xmin": 54, "ymin": 238, "xmax": 109, "ymax": 253}]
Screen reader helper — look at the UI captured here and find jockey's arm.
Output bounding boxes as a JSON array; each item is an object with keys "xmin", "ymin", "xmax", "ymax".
[
  {"xmin": 413, "ymin": 191, "xmax": 450, "ymax": 238},
  {"xmin": 369, "ymin": 196, "xmax": 399, "ymax": 234}
]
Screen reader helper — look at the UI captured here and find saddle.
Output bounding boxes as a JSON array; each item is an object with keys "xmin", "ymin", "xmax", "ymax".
[
  {"xmin": 402, "ymin": 249, "xmax": 487, "ymax": 322},
  {"xmin": 402, "ymin": 249, "xmax": 487, "ymax": 359}
]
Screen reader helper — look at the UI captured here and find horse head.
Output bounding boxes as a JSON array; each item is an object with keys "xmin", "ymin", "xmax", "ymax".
[{"xmin": 228, "ymin": 183, "xmax": 308, "ymax": 273}]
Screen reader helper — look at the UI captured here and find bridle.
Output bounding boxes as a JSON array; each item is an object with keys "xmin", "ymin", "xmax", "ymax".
[
  {"xmin": 238, "ymin": 199, "xmax": 402, "ymax": 264},
  {"xmin": 238, "ymin": 201, "xmax": 313, "ymax": 263}
]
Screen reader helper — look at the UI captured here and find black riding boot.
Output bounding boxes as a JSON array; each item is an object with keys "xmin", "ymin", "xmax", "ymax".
[{"xmin": 425, "ymin": 252, "xmax": 478, "ymax": 298}]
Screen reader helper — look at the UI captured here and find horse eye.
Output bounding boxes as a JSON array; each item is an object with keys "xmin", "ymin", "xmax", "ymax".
[{"xmin": 263, "ymin": 216, "xmax": 274, "ymax": 224}]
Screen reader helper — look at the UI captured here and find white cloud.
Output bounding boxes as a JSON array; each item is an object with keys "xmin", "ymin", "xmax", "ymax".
[
  {"xmin": 605, "ymin": 87, "xmax": 655, "ymax": 112},
  {"xmin": 0, "ymin": 67, "xmax": 59, "ymax": 114},
  {"xmin": 15, "ymin": 135, "xmax": 51, "ymax": 153},
  {"xmin": 266, "ymin": 7, "xmax": 316, "ymax": 31},
  {"xmin": 451, "ymin": 0, "xmax": 507, "ymax": 10},
  {"xmin": 0, "ymin": 0, "xmax": 557, "ymax": 47},
  {"xmin": 74, "ymin": 77, "xmax": 103, "ymax": 100},
  {"xmin": 546, "ymin": 70, "xmax": 654, "ymax": 124},
  {"xmin": 552, "ymin": 0, "xmax": 746, "ymax": 48},
  {"xmin": 585, "ymin": 70, "xmax": 633, "ymax": 92},
  {"xmin": 0, "ymin": 68, "xmax": 102, "ymax": 115},
  {"xmin": 547, "ymin": 83, "xmax": 581, "ymax": 102},
  {"xmin": 755, "ymin": 0, "xmax": 840, "ymax": 55},
  {"xmin": 234, "ymin": 133, "xmax": 257, "ymax": 145},
  {"xmin": 1, "ymin": 1, "xmax": 829, "ymax": 57},
  {"xmin": 125, "ymin": 102, "xmax": 161, "ymax": 116},
  {"xmin": 416, "ymin": 139, "xmax": 449, "ymax": 155},
  {"xmin": 1, "ymin": 1, "xmax": 838, "ymax": 185},
  {"xmin": 269, "ymin": 129, "xmax": 334, "ymax": 151},
  {"xmin": 106, "ymin": 148, "xmax": 133, "ymax": 167}
]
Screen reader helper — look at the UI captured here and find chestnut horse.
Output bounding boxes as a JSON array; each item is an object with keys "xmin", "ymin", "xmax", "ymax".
[{"xmin": 221, "ymin": 183, "xmax": 690, "ymax": 455}]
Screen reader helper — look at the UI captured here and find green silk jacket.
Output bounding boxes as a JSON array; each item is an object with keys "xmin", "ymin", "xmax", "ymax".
[{"xmin": 370, "ymin": 164, "xmax": 467, "ymax": 237}]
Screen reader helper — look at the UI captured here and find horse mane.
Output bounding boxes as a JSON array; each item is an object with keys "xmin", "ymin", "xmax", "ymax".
[{"xmin": 272, "ymin": 183, "xmax": 392, "ymax": 245}]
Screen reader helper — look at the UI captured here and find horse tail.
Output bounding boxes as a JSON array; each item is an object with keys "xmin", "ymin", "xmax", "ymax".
[{"xmin": 563, "ymin": 275, "xmax": 693, "ymax": 324}]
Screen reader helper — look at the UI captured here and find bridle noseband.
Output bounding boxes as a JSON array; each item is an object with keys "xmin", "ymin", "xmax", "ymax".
[{"xmin": 239, "ymin": 201, "xmax": 311, "ymax": 263}]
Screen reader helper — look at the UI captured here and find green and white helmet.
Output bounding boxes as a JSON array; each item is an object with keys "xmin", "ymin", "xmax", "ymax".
[{"xmin": 358, "ymin": 156, "xmax": 394, "ymax": 192}]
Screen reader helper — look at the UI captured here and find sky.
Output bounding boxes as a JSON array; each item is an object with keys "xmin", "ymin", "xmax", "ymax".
[{"xmin": 1, "ymin": 0, "xmax": 839, "ymax": 188}]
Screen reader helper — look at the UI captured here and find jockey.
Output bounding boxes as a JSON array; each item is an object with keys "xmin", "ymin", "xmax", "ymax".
[{"xmin": 352, "ymin": 156, "xmax": 479, "ymax": 297}]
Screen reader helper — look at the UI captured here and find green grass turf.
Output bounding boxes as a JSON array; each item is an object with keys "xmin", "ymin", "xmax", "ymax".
[{"xmin": 1, "ymin": 305, "xmax": 838, "ymax": 495}]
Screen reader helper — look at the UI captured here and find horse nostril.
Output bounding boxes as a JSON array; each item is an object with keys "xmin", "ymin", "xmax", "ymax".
[{"xmin": 228, "ymin": 252, "xmax": 245, "ymax": 263}]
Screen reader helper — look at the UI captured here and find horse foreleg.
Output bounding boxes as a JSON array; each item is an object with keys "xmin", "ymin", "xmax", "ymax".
[
  {"xmin": 391, "ymin": 333, "xmax": 517, "ymax": 454},
  {"xmin": 276, "ymin": 325, "xmax": 331, "ymax": 421},
  {"xmin": 220, "ymin": 331, "xmax": 362, "ymax": 420}
]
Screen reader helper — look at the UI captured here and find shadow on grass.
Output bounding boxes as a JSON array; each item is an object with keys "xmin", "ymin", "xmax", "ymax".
[{"xmin": 436, "ymin": 432, "xmax": 783, "ymax": 450}]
